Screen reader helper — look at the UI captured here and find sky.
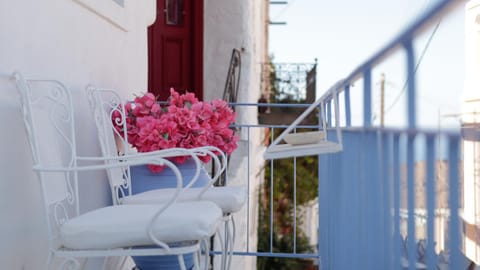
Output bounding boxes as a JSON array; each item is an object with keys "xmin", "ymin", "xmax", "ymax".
[{"xmin": 269, "ymin": 0, "xmax": 466, "ymax": 128}]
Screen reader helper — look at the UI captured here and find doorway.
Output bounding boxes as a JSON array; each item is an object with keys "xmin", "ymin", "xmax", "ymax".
[{"xmin": 148, "ymin": 0, "xmax": 203, "ymax": 101}]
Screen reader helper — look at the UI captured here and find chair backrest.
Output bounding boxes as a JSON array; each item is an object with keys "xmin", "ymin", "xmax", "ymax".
[
  {"xmin": 14, "ymin": 72, "xmax": 80, "ymax": 248},
  {"xmin": 86, "ymin": 87, "xmax": 132, "ymax": 203}
]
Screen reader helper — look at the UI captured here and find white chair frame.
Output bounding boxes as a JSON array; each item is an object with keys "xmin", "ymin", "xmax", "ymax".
[
  {"xmin": 86, "ymin": 87, "xmax": 240, "ymax": 269},
  {"xmin": 13, "ymin": 72, "xmax": 222, "ymax": 270}
]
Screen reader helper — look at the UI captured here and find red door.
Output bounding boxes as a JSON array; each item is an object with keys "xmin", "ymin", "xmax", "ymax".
[{"xmin": 148, "ymin": 0, "xmax": 203, "ymax": 101}]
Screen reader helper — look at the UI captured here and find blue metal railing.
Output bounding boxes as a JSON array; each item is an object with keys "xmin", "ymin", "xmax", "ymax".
[{"xmin": 221, "ymin": 1, "xmax": 465, "ymax": 269}]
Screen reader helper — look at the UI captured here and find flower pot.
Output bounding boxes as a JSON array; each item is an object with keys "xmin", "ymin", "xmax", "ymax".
[
  {"xmin": 132, "ymin": 255, "xmax": 194, "ymax": 270},
  {"xmin": 129, "ymin": 159, "xmax": 210, "ymax": 270},
  {"xmin": 129, "ymin": 158, "xmax": 210, "ymax": 193}
]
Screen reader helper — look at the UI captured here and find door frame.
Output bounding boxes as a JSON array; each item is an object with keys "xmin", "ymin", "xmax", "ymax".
[{"xmin": 191, "ymin": 0, "xmax": 203, "ymax": 99}]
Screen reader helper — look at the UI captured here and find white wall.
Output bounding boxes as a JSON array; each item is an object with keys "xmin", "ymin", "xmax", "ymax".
[
  {"xmin": 204, "ymin": 0, "xmax": 268, "ymax": 269},
  {"xmin": 0, "ymin": 0, "xmax": 267, "ymax": 268},
  {"xmin": 0, "ymin": 0, "xmax": 155, "ymax": 268}
]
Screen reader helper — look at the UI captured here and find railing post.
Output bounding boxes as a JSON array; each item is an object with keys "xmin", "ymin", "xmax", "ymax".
[
  {"xmin": 270, "ymin": 128, "xmax": 274, "ymax": 254},
  {"xmin": 345, "ymin": 84, "xmax": 351, "ymax": 127},
  {"xmin": 407, "ymin": 133, "xmax": 416, "ymax": 270},
  {"xmin": 363, "ymin": 68, "xmax": 372, "ymax": 127},
  {"xmin": 392, "ymin": 133, "xmax": 401, "ymax": 270},
  {"xmin": 381, "ymin": 131, "xmax": 391, "ymax": 268},
  {"xmin": 327, "ymin": 99, "xmax": 332, "ymax": 128},
  {"xmin": 404, "ymin": 40, "xmax": 417, "ymax": 129},
  {"xmin": 425, "ymin": 134, "xmax": 436, "ymax": 270},
  {"xmin": 448, "ymin": 135, "xmax": 460, "ymax": 269}
]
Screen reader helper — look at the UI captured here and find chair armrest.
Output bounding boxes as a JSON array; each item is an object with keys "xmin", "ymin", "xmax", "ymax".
[
  {"xmin": 76, "ymin": 146, "xmax": 226, "ymax": 197},
  {"xmin": 33, "ymin": 156, "xmax": 175, "ymax": 173},
  {"xmin": 76, "ymin": 147, "xmax": 198, "ymax": 161},
  {"xmin": 189, "ymin": 146, "xmax": 228, "ymax": 198}
]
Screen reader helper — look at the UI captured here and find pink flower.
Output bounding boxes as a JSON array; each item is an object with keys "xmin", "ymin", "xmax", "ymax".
[{"xmin": 112, "ymin": 88, "xmax": 239, "ymax": 173}]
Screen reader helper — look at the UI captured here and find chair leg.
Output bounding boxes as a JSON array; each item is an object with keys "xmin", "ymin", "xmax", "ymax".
[
  {"xmin": 101, "ymin": 257, "xmax": 108, "ymax": 270},
  {"xmin": 80, "ymin": 258, "xmax": 88, "ymax": 270},
  {"xmin": 220, "ymin": 214, "xmax": 236, "ymax": 270},
  {"xmin": 215, "ymin": 227, "xmax": 227, "ymax": 270},
  {"xmin": 223, "ymin": 220, "xmax": 229, "ymax": 270},
  {"xmin": 47, "ymin": 253, "xmax": 54, "ymax": 270},
  {"xmin": 178, "ymin": 254, "xmax": 187, "ymax": 270},
  {"xmin": 58, "ymin": 258, "xmax": 81, "ymax": 270},
  {"xmin": 117, "ymin": 257, "xmax": 128, "ymax": 270},
  {"xmin": 202, "ymin": 238, "xmax": 210, "ymax": 270},
  {"xmin": 226, "ymin": 216, "xmax": 236, "ymax": 270},
  {"xmin": 193, "ymin": 250, "xmax": 200, "ymax": 270}
]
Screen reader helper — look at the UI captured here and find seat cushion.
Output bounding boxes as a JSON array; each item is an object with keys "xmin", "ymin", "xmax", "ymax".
[
  {"xmin": 60, "ymin": 201, "xmax": 222, "ymax": 250},
  {"xmin": 122, "ymin": 186, "xmax": 247, "ymax": 214}
]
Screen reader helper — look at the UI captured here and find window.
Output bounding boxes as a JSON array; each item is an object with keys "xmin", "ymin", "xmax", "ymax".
[{"xmin": 165, "ymin": 0, "xmax": 184, "ymax": 26}]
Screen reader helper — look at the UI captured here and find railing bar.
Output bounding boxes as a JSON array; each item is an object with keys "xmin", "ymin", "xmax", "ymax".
[
  {"xmin": 426, "ymin": 134, "xmax": 436, "ymax": 270},
  {"xmin": 363, "ymin": 68, "xmax": 372, "ymax": 127},
  {"xmin": 228, "ymin": 102, "xmax": 312, "ymax": 108},
  {"xmin": 232, "ymin": 124, "xmax": 459, "ymax": 135},
  {"xmin": 293, "ymin": 127, "xmax": 297, "ymax": 254},
  {"xmin": 381, "ymin": 132, "xmax": 391, "ymax": 268},
  {"xmin": 231, "ymin": 124, "xmax": 323, "ymax": 129},
  {"xmin": 209, "ymin": 251, "xmax": 319, "ymax": 259},
  {"xmin": 407, "ymin": 134, "xmax": 416, "ymax": 270},
  {"xmin": 393, "ymin": 134, "xmax": 401, "ymax": 270},
  {"xmin": 247, "ymin": 126, "xmax": 251, "ymax": 252},
  {"xmin": 317, "ymin": 113, "xmax": 323, "ymax": 269},
  {"xmin": 358, "ymin": 132, "xmax": 367, "ymax": 269},
  {"xmin": 321, "ymin": 102, "xmax": 328, "ymax": 141},
  {"xmin": 335, "ymin": 151, "xmax": 341, "ymax": 269},
  {"xmin": 230, "ymin": 124, "xmax": 319, "ymax": 129},
  {"xmin": 335, "ymin": 92, "xmax": 340, "ymax": 128},
  {"xmin": 448, "ymin": 135, "xmax": 460, "ymax": 269},
  {"xmin": 340, "ymin": 132, "xmax": 353, "ymax": 268},
  {"xmin": 405, "ymin": 40, "xmax": 417, "ymax": 129},
  {"xmin": 328, "ymin": 151, "xmax": 334, "ymax": 268},
  {"xmin": 327, "ymin": 100, "xmax": 332, "ymax": 128},
  {"xmin": 351, "ymin": 133, "xmax": 361, "ymax": 268},
  {"xmin": 318, "ymin": 154, "xmax": 327, "ymax": 268},
  {"xmin": 366, "ymin": 130, "xmax": 378, "ymax": 269},
  {"xmin": 270, "ymin": 127, "xmax": 274, "ymax": 254},
  {"xmin": 345, "ymin": 85, "xmax": 351, "ymax": 127}
]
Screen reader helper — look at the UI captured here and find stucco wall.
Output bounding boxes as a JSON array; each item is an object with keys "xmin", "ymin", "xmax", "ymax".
[{"xmin": 0, "ymin": 0, "xmax": 155, "ymax": 269}]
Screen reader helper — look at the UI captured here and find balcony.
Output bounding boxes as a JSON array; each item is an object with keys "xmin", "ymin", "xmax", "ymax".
[
  {"xmin": 1, "ymin": 1, "xmax": 472, "ymax": 269},
  {"xmin": 223, "ymin": 1, "xmax": 472, "ymax": 269}
]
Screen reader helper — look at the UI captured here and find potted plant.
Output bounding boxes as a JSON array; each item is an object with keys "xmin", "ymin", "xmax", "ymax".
[{"xmin": 112, "ymin": 89, "xmax": 239, "ymax": 269}]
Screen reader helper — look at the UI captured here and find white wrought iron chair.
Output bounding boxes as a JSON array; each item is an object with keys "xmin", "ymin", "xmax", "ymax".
[
  {"xmin": 86, "ymin": 87, "xmax": 247, "ymax": 269},
  {"xmin": 13, "ymin": 72, "xmax": 223, "ymax": 270}
]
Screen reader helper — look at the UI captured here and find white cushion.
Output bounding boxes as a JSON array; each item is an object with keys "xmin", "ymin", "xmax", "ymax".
[
  {"xmin": 60, "ymin": 201, "xmax": 222, "ymax": 250},
  {"xmin": 122, "ymin": 186, "xmax": 247, "ymax": 214}
]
